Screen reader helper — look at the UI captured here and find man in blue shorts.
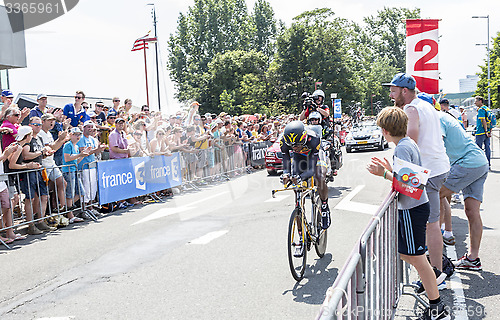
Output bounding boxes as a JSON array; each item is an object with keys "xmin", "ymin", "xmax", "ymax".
[{"xmin": 438, "ymin": 111, "xmax": 488, "ymax": 270}]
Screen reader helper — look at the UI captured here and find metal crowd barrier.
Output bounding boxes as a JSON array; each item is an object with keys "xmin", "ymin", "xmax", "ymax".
[
  {"xmin": 179, "ymin": 143, "xmax": 260, "ymax": 190},
  {"xmin": 316, "ymin": 191, "xmax": 410, "ymax": 320},
  {"xmin": 2, "ymin": 142, "xmax": 270, "ymax": 249},
  {"xmin": 0, "ymin": 163, "xmax": 87, "ymax": 249}
]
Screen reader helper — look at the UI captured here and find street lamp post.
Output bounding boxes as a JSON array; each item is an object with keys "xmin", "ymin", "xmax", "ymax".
[{"xmin": 473, "ymin": 15, "xmax": 490, "ymax": 108}]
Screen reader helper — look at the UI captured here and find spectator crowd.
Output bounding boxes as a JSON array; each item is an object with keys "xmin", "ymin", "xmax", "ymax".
[{"xmin": 0, "ymin": 89, "xmax": 307, "ymax": 242}]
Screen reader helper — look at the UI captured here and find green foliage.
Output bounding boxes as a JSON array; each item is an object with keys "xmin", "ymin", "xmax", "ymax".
[
  {"xmin": 167, "ymin": 4, "xmax": 419, "ymax": 115},
  {"xmin": 476, "ymin": 31, "xmax": 500, "ymax": 108}
]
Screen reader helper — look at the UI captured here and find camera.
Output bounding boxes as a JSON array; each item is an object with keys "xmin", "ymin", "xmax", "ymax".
[{"xmin": 301, "ymin": 92, "xmax": 316, "ymax": 111}]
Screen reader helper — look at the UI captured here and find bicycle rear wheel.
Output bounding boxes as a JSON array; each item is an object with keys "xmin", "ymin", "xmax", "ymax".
[
  {"xmin": 287, "ymin": 208, "xmax": 307, "ymax": 281},
  {"xmin": 313, "ymin": 194, "xmax": 328, "ymax": 258}
]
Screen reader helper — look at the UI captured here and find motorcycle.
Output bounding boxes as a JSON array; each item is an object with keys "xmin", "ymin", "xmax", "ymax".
[{"xmin": 321, "ymin": 129, "xmax": 343, "ymax": 183}]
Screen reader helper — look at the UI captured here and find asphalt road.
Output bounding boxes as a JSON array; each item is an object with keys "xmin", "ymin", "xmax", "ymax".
[{"xmin": 1, "ymin": 142, "xmax": 498, "ymax": 320}]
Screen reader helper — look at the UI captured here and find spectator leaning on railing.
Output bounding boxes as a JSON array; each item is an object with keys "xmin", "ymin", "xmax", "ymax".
[
  {"xmin": 0, "ymin": 141, "xmax": 26, "ymax": 242},
  {"xmin": 8, "ymin": 126, "xmax": 49, "ymax": 235},
  {"xmin": 367, "ymin": 107, "xmax": 450, "ymax": 320},
  {"xmin": 78, "ymin": 121, "xmax": 106, "ymax": 211},
  {"xmin": 438, "ymin": 111, "xmax": 489, "ymax": 271},
  {"xmin": 62, "ymin": 127, "xmax": 88, "ymax": 223},
  {"xmin": 384, "ymin": 73, "xmax": 450, "ymax": 276},
  {"xmin": 38, "ymin": 113, "xmax": 69, "ymax": 212}
]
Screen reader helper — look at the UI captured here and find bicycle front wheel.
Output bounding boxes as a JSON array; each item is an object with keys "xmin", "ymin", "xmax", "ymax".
[
  {"xmin": 314, "ymin": 194, "xmax": 328, "ymax": 258},
  {"xmin": 287, "ymin": 208, "xmax": 307, "ymax": 281}
]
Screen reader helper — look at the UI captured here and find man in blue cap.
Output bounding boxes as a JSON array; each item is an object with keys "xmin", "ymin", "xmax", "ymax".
[{"xmin": 383, "ymin": 73, "xmax": 451, "ymax": 299}]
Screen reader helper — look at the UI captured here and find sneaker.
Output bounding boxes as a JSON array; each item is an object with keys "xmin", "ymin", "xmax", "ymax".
[
  {"xmin": 451, "ymin": 193, "xmax": 461, "ymax": 203},
  {"xmin": 69, "ymin": 216, "xmax": 84, "ymax": 224},
  {"xmin": 442, "ymin": 234, "xmax": 455, "ymax": 246},
  {"xmin": 293, "ymin": 243, "xmax": 304, "ymax": 257},
  {"xmin": 453, "ymin": 254, "xmax": 482, "ymax": 271},
  {"xmin": 320, "ymin": 202, "xmax": 331, "ymax": 229},
  {"xmin": 419, "ymin": 301, "xmax": 451, "ymax": 320},
  {"xmin": 27, "ymin": 224, "xmax": 43, "ymax": 235},
  {"xmin": 118, "ymin": 202, "xmax": 128, "ymax": 210},
  {"xmin": 79, "ymin": 211, "xmax": 93, "ymax": 220},
  {"xmin": 35, "ymin": 220, "xmax": 57, "ymax": 232},
  {"xmin": 415, "ymin": 267, "xmax": 447, "ymax": 294}
]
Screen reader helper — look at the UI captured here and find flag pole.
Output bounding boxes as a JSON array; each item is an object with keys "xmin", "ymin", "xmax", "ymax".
[{"xmin": 143, "ymin": 40, "xmax": 150, "ymax": 107}]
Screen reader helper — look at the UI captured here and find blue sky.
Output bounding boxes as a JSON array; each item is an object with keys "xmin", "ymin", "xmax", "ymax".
[{"xmin": 3, "ymin": 0, "xmax": 500, "ymax": 114}]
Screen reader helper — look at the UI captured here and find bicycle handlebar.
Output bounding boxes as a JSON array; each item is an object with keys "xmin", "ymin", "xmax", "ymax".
[{"xmin": 271, "ymin": 181, "xmax": 315, "ymax": 198}]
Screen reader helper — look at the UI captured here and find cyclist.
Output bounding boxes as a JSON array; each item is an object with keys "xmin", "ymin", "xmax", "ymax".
[{"xmin": 280, "ymin": 121, "xmax": 331, "ymax": 256}]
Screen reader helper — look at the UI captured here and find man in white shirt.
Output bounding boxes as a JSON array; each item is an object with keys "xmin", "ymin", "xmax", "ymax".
[{"xmin": 384, "ymin": 73, "xmax": 450, "ymax": 274}]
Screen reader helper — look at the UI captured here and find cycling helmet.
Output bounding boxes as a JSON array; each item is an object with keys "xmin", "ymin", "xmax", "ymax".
[
  {"xmin": 283, "ymin": 121, "xmax": 308, "ymax": 147},
  {"xmin": 308, "ymin": 111, "xmax": 322, "ymax": 121},
  {"xmin": 312, "ymin": 90, "xmax": 325, "ymax": 103}
]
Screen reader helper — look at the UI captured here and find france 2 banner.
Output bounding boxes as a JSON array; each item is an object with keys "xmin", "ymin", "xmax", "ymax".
[
  {"xmin": 392, "ymin": 156, "xmax": 431, "ymax": 200},
  {"xmin": 406, "ymin": 19, "xmax": 439, "ymax": 94}
]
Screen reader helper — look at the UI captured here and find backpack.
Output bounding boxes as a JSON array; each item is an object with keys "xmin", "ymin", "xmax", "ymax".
[{"xmin": 482, "ymin": 106, "xmax": 496, "ymax": 131}]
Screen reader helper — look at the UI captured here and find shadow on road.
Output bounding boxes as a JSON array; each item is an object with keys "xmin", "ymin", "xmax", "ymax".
[{"xmin": 282, "ymin": 253, "xmax": 339, "ymax": 305}]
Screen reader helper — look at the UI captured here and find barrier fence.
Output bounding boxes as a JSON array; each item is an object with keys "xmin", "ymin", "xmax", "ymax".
[
  {"xmin": 316, "ymin": 191, "xmax": 417, "ymax": 320},
  {"xmin": 1, "ymin": 142, "xmax": 269, "ymax": 249}
]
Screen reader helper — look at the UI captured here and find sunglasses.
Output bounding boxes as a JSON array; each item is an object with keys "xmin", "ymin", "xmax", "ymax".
[
  {"xmin": 83, "ymin": 106, "xmax": 89, "ymax": 109},
  {"xmin": 30, "ymin": 123, "xmax": 42, "ymax": 127},
  {"xmin": 12, "ymin": 113, "xmax": 21, "ymax": 117},
  {"xmin": 75, "ymin": 96, "xmax": 83, "ymax": 99},
  {"xmin": 108, "ymin": 117, "xmax": 116, "ymax": 119},
  {"xmin": 113, "ymin": 100, "xmax": 120, "ymax": 102},
  {"xmin": 133, "ymin": 133, "xmax": 142, "ymax": 136}
]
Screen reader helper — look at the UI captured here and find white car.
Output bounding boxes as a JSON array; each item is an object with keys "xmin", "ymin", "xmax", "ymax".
[{"xmin": 345, "ymin": 122, "xmax": 388, "ymax": 153}]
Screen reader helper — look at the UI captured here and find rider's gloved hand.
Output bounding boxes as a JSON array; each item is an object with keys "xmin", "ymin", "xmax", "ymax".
[{"xmin": 280, "ymin": 173, "xmax": 290, "ymax": 185}]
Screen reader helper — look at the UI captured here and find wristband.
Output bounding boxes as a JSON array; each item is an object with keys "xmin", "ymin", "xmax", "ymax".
[{"xmin": 383, "ymin": 169, "xmax": 388, "ymax": 180}]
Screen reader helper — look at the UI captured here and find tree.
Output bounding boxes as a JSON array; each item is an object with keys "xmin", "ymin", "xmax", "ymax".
[
  {"xmin": 476, "ymin": 31, "xmax": 500, "ymax": 108},
  {"xmin": 204, "ymin": 50, "xmax": 268, "ymax": 114},
  {"xmin": 363, "ymin": 7, "xmax": 421, "ymax": 71},
  {"xmin": 167, "ymin": 0, "xmax": 277, "ymax": 108},
  {"xmin": 274, "ymin": 8, "xmax": 358, "ymax": 113}
]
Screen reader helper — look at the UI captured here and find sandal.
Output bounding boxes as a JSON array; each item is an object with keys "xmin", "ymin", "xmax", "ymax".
[
  {"xmin": 1, "ymin": 237, "xmax": 14, "ymax": 244},
  {"xmin": 12, "ymin": 234, "xmax": 27, "ymax": 241}
]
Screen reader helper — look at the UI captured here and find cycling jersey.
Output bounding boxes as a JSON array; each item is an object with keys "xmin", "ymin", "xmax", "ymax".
[{"xmin": 280, "ymin": 134, "xmax": 321, "ymax": 181}]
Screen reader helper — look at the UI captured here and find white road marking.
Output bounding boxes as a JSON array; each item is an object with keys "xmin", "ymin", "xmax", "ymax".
[
  {"xmin": 188, "ymin": 230, "xmax": 229, "ymax": 245},
  {"xmin": 446, "ymin": 245, "xmax": 469, "ymax": 320},
  {"xmin": 265, "ymin": 194, "xmax": 290, "ymax": 202},
  {"xmin": 132, "ymin": 206, "xmax": 194, "ymax": 225},
  {"xmin": 334, "ymin": 185, "xmax": 379, "ymax": 215},
  {"xmin": 133, "ymin": 192, "xmax": 229, "ymax": 225}
]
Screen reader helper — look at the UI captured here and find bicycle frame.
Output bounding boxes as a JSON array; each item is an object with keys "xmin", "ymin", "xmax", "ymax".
[{"xmin": 273, "ymin": 177, "xmax": 319, "ymax": 242}]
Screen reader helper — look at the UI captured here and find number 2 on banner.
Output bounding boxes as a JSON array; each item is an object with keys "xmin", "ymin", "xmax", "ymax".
[{"xmin": 414, "ymin": 39, "xmax": 438, "ymax": 71}]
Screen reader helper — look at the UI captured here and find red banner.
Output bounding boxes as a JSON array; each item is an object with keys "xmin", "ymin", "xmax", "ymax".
[{"xmin": 406, "ymin": 19, "xmax": 440, "ymax": 94}]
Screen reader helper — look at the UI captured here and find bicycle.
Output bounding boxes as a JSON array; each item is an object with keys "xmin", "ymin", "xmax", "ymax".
[{"xmin": 272, "ymin": 176, "xmax": 328, "ymax": 281}]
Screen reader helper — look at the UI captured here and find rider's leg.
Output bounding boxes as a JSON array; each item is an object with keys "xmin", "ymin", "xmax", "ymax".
[{"xmin": 315, "ymin": 162, "xmax": 330, "ymax": 229}]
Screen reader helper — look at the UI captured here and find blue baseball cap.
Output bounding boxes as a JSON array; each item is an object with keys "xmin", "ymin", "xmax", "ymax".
[
  {"xmin": 1, "ymin": 90, "xmax": 14, "ymax": 98},
  {"xmin": 383, "ymin": 73, "xmax": 416, "ymax": 90}
]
